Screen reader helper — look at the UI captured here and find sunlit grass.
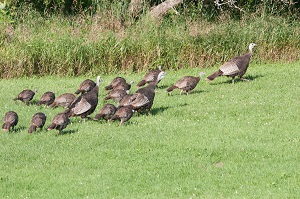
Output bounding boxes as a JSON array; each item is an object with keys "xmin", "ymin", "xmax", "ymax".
[{"xmin": 0, "ymin": 61, "xmax": 299, "ymax": 198}]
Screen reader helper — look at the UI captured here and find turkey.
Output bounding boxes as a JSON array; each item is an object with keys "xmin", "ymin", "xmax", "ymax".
[
  {"xmin": 47, "ymin": 112, "xmax": 69, "ymax": 134},
  {"xmin": 166, "ymin": 72, "xmax": 205, "ymax": 95},
  {"xmin": 75, "ymin": 79, "xmax": 96, "ymax": 95},
  {"xmin": 13, "ymin": 88, "xmax": 37, "ymax": 104},
  {"xmin": 110, "ymin": 105, "xmax": 135, "ymax": 125},
  {"xmin": 2, "ymin": 111, "xmax": 18, "ymax": 132},
  {"xmin": 49, "ymin": 93, "xmax": 76, "ymax": 108},
  {"xmin": 28, "ymin": 112, "xmax": 47, "ymax": 134},
  {"xmin": 94, "ymin": 104, "xmax": 117, "ymax": 122},
  {"xmin": 65, "ymin": 76, "xmax": 101, "ymax": 119},
  {"xmin": 128, "ymin": 71, "xmax": 165, "ymax": 114},
  {"xmin": 105, "ymin": 77, "xmax": 127, "ymax": 90},
  {"xmin": 136, "ymin": 65, "xmax": 165, "ymax": 87},
  {"xmin": 118, "ymin": 92, "xmax": 133, "ymax": 107},
  {"xmin": 36, "ymin": 91, "xmax": 55, "ymax": 106},
  {"xmin": 206, "ymin": 43, "xmax": 257, "ymax": 84},
  {"xmin": 113, "ymin": 80, "xmax": 134, "ymax": 91},
  {"xmin": 103, "ymin": 89, "xmax": 129, "ymax": 103}
]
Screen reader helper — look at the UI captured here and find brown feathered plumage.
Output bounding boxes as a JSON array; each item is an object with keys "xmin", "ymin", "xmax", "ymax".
[
  {"xmin": 75, "ymin": 79, "xmax": 96, "ymax": 95},
  {"xmin": 49, "ymin": 93, "xmax": 76, "ymax": 108},
  {"xmin": 47, "ymin": 112, "xmax": 69, "ymax": 134},
  {"xmin": 105, "ymin": 77, "xmax": 127, "ymax": 90},
  {"xmin": 94, "ymin": 104, "xmax": 117, "ymax": 121},
  {"xmin": 166, "ymin": 72, "xmax": 205, "ymax": 95},
  {"xmin": 13, "ymin": 88, "xmax": 37, "ymax": 104},
  {"xmin": 65, "ymin": 76, "xmax": 101, "ymax": 119},
  {"xmin": 136, "ymin": 65, "xmax": 165, "ymax": 87},
  {"xmin": 28, "ymin": 112, "xmax": 47, "ymax": 133},
  {"xmin": 206, "ymin": 43, "xmax": 257, "ymax": 84},
  {"xmin": 36, "ymin": 91, "xmax": 55, "ymax": 106},
  {"xmin": 2, "ymin": 111, "xmax": 18, "ymax": 132},
  {"xmin": 110, "ymin": 105, "xmax": 135, "ymax": 125}
]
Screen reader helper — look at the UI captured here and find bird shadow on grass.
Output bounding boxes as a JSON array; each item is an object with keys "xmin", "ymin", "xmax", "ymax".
[
  {"xmin": 58, "ymin": 129, "xmax": 78, "ymax": 136},
  {"xmin": 207, "ymin": 74, "xmax": 264, "ymax": 85},
  {"xmin": 151, "ymin": 106, "xmax": 171, "ymax": 116},
  {"xmin": 8, "ymin": 126, "xmax": 26, "ymax": 133},
  {"xmin": 165, "ymin": 90, "xmax": 207, "ymax": 96}
]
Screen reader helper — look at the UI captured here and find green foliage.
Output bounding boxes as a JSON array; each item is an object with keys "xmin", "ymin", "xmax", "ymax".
[
  {"xmin": 0, "ymin": 62, "xmax": 299, "ymax": 198},
  {"xmin": 0, "ymin": 2, "xmax": 299, "ymax": 78}
]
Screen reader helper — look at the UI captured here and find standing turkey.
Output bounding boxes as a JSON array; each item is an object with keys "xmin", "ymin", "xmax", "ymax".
[
  {"xmin": 206, "ymin": 43, "xmax": 257, "ymax": 84},
  {"xmin": 110, "ymin": 105, "xmax": 135, "ymax": 125},
  {"xmin": 36, "ymin": 91, "xmax": 55, "ymax": 106},
  {"xmin": 136, "ymin": 65, "xmax": 165, "ymax": 87},
  {"xmin": 103, "ymin": 89, "xmax": 129, "ymax": 103},
  {"xmin": 94, "ymin": 103, "xmax": 117, "ymax": 122},
  {"xmin": 13, "ymin": 88, "xmax": 37, "ymax": 104},
  {"xmin": 105, "ymin": 77, "xmax": 127, "ymax": 91},
  {"xmin": 28, "ymin": 112, "xmax": 47, "ymax": 134},
  {"xmin": 127, "ymin": 71, "xmax": 165, "ymax": 114},
  {"xmin": 47, "ymin": 112, "xmax": 69, "ymax": 134},
  {"xmin": 74, "ymin": 79, "xmax": 96, "ymax": 95},
  {"xmin": 65, "ymin": 76, "xmax": 101, "ymax": 119},
  {"xmin": 112, "ymin": 80, "xmax": 134, "ymax": 91},
  {"xmin": 49, "ymin": 93, "xmax": 76, "ymax": 108},
  {"xmin": 166, "ymin": 72, "xmax": 205, "ymax": 95},
  {"xmin": 2, "ymin": 111, "xmax": 18, "ymax": 132}
]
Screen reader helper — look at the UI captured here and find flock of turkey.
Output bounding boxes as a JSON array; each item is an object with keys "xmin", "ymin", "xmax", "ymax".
[{"xmin": 2, "ymin": 43, "xmax": 257, "ymax": 134}]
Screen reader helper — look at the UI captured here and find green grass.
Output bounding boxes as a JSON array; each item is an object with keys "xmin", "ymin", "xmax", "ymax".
[{"xmin": 0, "ymin": 61, "xmax": 299, "ymax": 198}]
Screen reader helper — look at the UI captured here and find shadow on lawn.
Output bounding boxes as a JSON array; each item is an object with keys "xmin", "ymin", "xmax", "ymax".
[{"xmin": 207, "ymin": 74, "xmax": 264, "ymax": 85}]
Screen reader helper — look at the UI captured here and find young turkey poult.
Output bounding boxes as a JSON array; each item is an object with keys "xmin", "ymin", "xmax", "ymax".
[
  {"xmin": 136, "ymin": 65, "xmax": 165, "ymax": 88},
  {"xmin": 166, "ymin": 72, "xmax": 205, "ymax": 95},
  {"xmin": 104, "ymin": 77, "xmax": 127, "ymax": 91},
  {"xmin": 112, "ymin": 80, "xmax": 134, "ymax": 91},
  {"xmin": 47, "ymin": 112, "xmax": 69, "ymax": 134},
  {"xmin": 74, "ymin": 79, "xmax": 96, "ymax": 95},
  {"xmin": 103, "ymin": 89, "xmax": 129, "ymax": 103},
  {"xmin": 126, "ymin": 71, "xmax": 166, "ymax": 114},
  {"xmin": 13, "ymin": 88, "xmax": 37, "ymax": 105},
  {"xmin": 28, "ymin": 112, "xmax": 47, "ymax": 134},
  {"xmin": 65, "ymin": 76, "xmax": 101, "ymax": 119},
  {"xmin": 48, "ymin": 93, "xmax": 76, "ymax": 108},
  {"xmin": 2, "ymin": 111, "xmax": 18, "ymax": 132},
  {"xmin": 206, "ymin": 43, "xmax": 257, "ymax": 84},
  {"xmin": 94, "ymin": 103, "xmax": 117, "ymax": 122},
  {"xmin": 36, "ymin": 91, "xmax": 55, "ymax": 106},
  {"xmin": 110, "ymin": 105, "xmax": 135, "ymax": 125}
]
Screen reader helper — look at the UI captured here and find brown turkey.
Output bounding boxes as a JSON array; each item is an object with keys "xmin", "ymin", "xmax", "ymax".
[
  {"xmin": 110, "ymin": 105, "xmax": 135, "ymax": 125},
  {"xmin": 13, "ymin": 88, "xmax": 37, "ymax": 104},
  {"xmin": 136, "ymin": 65, "xmax": 165, "ymax": 87},
  {"xmin": 127, "ymin": 71, "xmax": 165, "ymax": 114},
  {"xmin": 2, "ymin": 111, "xmax": 18, "ymax": 132},
  {"xmin": 49, "ymin": 93, "xmax": 76, "ymax": 108},
  {"xmin": 47, "ymin": 112, "xmax": 69, "ymax": 134},
  {"xmin": 36, "ymin": 91, "xmax": 55, "ymax": 106},
  {"xmin": 206, "ymin": 43, "xmax": 257, "ymax": 84},
  {"xmin": 166, "ymin": 72, "xmax": 205, "ymax": 95},
  {"xmin": 113, "ymin": 80, "xmax": 134, "ymax": 91},
  {"xmin": 94, "ymin": 103, "xmax": 117, "ymax": 122},
  {"xmin": 65, "ymin": 76, "xmax": 101, "ymax": 119},
  {"xmin": 75, "ymin": 79, "xmax": 96, "ymax": 95},
  {"xmin": 28, "ymin": 112, "xmax": 47, "ymax": 134},
  {"xmin": 105, "ymin": 77, "xmax": 127, "ymax": 90},
  {"xmin": 103, "ymin": 89, "xmax": 129, "ymax": 103},
  {"xmin": 118, "ymin": 92, "xmax": 133, "ymax": 107}
]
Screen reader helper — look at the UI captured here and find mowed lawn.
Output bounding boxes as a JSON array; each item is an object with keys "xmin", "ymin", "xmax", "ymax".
[{"xmin": 0, "ymin": 61, "xmax": 299, "ymax": 198}]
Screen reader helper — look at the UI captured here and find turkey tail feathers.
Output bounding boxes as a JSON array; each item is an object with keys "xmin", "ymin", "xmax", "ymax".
[
  {"xmin": 206, "ymin": 70, "xmax": 223, "ymax": 81},
  {"xmin": 166, "ymin": 86, "xmax": 177, "ymax": 93}
]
